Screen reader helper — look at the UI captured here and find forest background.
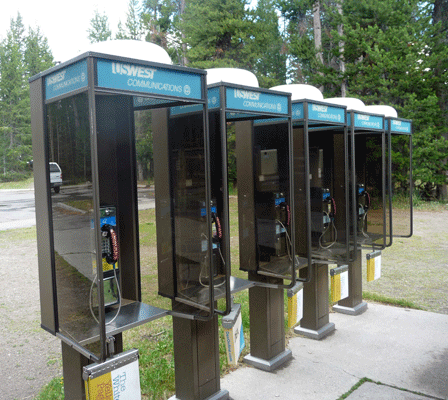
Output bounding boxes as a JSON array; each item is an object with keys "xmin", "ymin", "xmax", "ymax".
[{"xmin": 1, "ymin": 0, "xmax": 447, "ymax": 200}]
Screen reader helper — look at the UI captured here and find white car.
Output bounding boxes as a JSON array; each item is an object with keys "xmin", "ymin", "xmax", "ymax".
[{"xmin": 49, "ymin": 162, "xmax": 62, "ymax": 193}]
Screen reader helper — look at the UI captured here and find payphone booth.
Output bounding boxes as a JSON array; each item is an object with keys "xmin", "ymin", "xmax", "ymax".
[
  {"xmin": 204, "ymin": 68, "xmax": 312, "ymax": 371},
  {"xmin": 266, "ymin": 84, "xmax": 352, "ymax": 339},
  {"xmin": 30, "ymin": 40, "xmax": 225, "ymax": 399},
  {"xmin": 325, "ymin": 98, "xmax": 387, "ymax": 315},
  {"xmin": 366, "ymin": 105, "xmax": 413, "ymax": 243},
  {"xmin": 270, "ymin": 85, "xmax": 352, "ymax": 264}
]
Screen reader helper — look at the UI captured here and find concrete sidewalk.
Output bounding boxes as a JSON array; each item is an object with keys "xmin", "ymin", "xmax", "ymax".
[{"xmin": 221, "ymin": 303, "xmax": 448, "ymax": 400}]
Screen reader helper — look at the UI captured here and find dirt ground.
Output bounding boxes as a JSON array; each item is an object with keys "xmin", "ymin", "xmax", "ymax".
[
  {"xmin": 0, "ymin": 208, "xmax": 447, "ymax": 400},
  {"xmin": 0, "ymin": 229, "xmax": 61, "ymax": 400}
]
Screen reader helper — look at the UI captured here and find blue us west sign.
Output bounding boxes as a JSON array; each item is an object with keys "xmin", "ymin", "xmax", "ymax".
[
  {"xmin": 386, "ymin": 119, "xmax": 412, "ymax": 134},
  {"xmin": 225, "ymin": 87, "xmax": 288, "ymax": 115},
  {"xmin": 97, "ymin": 59, "xmax": 203, "ymax": 100},
  {"xmin": 45, "ymin": 60, "xmax": 88, "ymax": 100}
]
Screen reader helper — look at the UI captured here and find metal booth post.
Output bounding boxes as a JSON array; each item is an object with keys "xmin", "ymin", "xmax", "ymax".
[
  {"xmin": 205, "ymin": 70, "xmax": 313, "ymax": 371},
  {"xmin": 266, "ymin": 85, "xmax": 352, "ymax": 340},
  {"xmin": 327, "ymin": 98, "xmax": 388, "ymax": 316},
  {"xmin": 29, "ymin": 40, "xmax": 217, "ymax": 399}
]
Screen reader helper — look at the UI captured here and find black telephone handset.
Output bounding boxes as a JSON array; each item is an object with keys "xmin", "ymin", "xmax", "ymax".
[
  {"xmin": 275, "ymin": 193, "xmax": 290, "ymax": 227},
  {"xmin": 101, "ymin": 224, "xmax": 119, "ymax": 266},
  {"xmin": 357, "ymin": 184, "xmax": 370, "ymax": 218},
  {"xmin": 211, "ymin": 211, "xmax": 223, "ymax": 242},
  {"xmin": 90, "ymin": 207, "xmax": 121, "ymax": 318}
]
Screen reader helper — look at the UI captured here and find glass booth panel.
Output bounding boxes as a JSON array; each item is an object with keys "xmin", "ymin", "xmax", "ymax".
[
  {"xmin": 308, "ymin": 129, "xmax": 350, "ymax": 263},
  {"xmin": 238, "ymin": 121, "xmax": 296, "ymax": 282},
  {"xmin": 154, "ymin": 107, "xmax": 229, "ymax": 316},
  {"xmin": 390, "ymin": 134, "xmax": 412, "ymax": 237},
  {"xmin": 170, "ymin": 112, "xmax": 226, "ymax": 309},
  {"xmin": 47, "ymin": 93, "xmax": 102, "ymax": 355},
  {"xmin": 354, "ymin": 133, "xmax": 386, "ymax": 248}
]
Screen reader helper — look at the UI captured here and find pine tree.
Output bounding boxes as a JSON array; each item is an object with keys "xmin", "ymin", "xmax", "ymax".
[
  {"xmin": 181, "ymin": 0, "xmax": 287, "ymax": 86},
  {"xmin": 250, "ymin": 0, "xmax": 287, "ymax": 87},
  {"xmin": 279, "ymin": 0, "xmax": 448, "ymax": 198},
  {"xmin": 116, "ymin": 0, "xmax": 144, "ymax": 40},
  {"xmin": 0, "ymin": 14, "xmax": 55, "ymax": 181},
  {"xmin": 24, "ymin": 27, "xmax": 54, "ymax": 77},
  {"xmin": 87, "ymin": 10, "xmax": 112, "ymax": 43},
  {"xmin": 276, "ymin": 0, "xmax": 322, "ymax": 83},
  {"xmin": 181, "ymin": 0, "xmax": 253, "ymax": 69},
  {"xmin": 431, "ymin": 0, "xmax": 448, "ymax": 199},
  {"xmin": 0, "ymin": 14, "xmax": 29, "ymax": 179}
]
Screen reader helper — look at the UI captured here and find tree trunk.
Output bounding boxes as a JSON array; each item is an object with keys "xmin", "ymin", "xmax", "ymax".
[
  {"xmin": 179, "ymin": 0, "xmax": 188, "ymax": 66},
  {"xmin": 337, "ymin": 0, "xmax": 346, "ymax": 97},
  {"xmin": 313, "ymin": 1, "xmax": 324, "ymax": 91}
]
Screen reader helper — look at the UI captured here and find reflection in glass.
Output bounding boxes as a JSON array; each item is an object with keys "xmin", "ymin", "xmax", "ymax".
[
  {"xmin": 47, "ymin": 93, "xmax": 100, "ymax": 353},
  {"xmin": 169, "ymin": 112, "xmax": 226, "ymax": 310}
]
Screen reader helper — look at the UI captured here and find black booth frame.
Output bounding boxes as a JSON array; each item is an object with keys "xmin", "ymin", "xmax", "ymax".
[
  {"xmin": 206, "ymin": 81, "xmax": 314, "ymax": 288},
  {"xmin": 347, "ymin": 109, "xmax": 388, "ymax": 252},
  {"xmin": 289, "ymin": 99, "xmax": 353, "ymax": 264},
  {"xmin": 30, "ymin": 51, "xmax": 216, "ymax": 362},
  {"xmin": 386, "ymin": 117, "xmax": 413, "ymax": 245}
]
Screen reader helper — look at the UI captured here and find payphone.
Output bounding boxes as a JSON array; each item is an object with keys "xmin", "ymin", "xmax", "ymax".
[
  {"xmin": 263, "ymin": 84, "xmax": 351, "ymax": 339},
  {"xmin": 269, "ymin": 84, "xmax": 351, "ymax": 265},
  {"xmin": 203, "ymin": 68, "xmax": 311, "ymax": 371},
  {"xmin": 97, "ymin": 206, "xmax": 120, "ymax": 310},
  {"xmin": 365, "ymin": 105, "xmax": 413, "ymax": 243},
  {"xmin": 326, "ymin": 97, "xmax": 387, "ymax": 251},
  {"xmin": 153, "ymin": 105, "xmax": 231, "ymax": 317},
  {"xmin": 322, "ymin": 97, "xmax": 387, "ymax": 316},
  {"xmin": 31, "ymin": 40, "xmax": 228, "ymax": 400}
]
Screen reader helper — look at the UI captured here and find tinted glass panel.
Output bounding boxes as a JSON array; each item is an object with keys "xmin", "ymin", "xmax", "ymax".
[
  {"xmin": 353, "ymin": 133, "xmax": 386, "ymax": 249},
  {"xmin": 238, "ymin": 122, "xmax": 295, "ymax": 282},
  {"xmin": 169, "ymin": 111, "xmax": 225, "ymax": 311},
  {"xmin": 307, "ymin": 129, "xmax": 350, "ymax": 263},
  {"xmin": 47, "ymin": 93, "xmax": 101, "ymax": 356},
  {"xmin": 390, "ymin": 133, "xmax": 412, "ymax": 237}
]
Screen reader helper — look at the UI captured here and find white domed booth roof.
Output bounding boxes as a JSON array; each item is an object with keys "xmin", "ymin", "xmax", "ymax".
[
  {"xmin": 79, "ymin": 40, "xmax": 173, "ymax": 65},
  {"xmin": 365, "ymin": 105, "xmax": 398, "ymax": 118},
  {"xmin": 325, "ymin": 97, "xmax": 366, "ymax": 111},
  {"xmin": 270, "ymin": 84, "xmax": 324, "ymax": 101},
  {"xmin": 206, "ymin": 68, "xmax": 259, "ymax": 87}
]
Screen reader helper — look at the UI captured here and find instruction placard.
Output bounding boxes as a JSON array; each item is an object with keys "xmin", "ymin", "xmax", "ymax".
[
  {"xmin": 223, "ymin": 311, "xmax": 245, "ymax": 365},
  {"xmin": 367, "ymin": 251, "xmax": 382, "ymax": 282},
  {"xmin": 330, "ymin": 265, "xmax": 349, "ymax": 303},
  {"xmin": 84, "ymin": 349, "xmax": 141, "ymax": 400}
]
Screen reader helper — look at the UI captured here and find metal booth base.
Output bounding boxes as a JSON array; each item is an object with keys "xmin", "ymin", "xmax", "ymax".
[
  {"xmin": 169, "ymin": 390, "xmax": 229, "ymax": 400},
  {"xmin": 294, "ymin": 322, "xmax": 335, "ymax": 340},
  {"xmin": 333, "ymin": 302, "xmax": 368, "ymax": 316},
  {"xmin": 243, "ymin": 349, "xmax": 292, "ymax": 372}
]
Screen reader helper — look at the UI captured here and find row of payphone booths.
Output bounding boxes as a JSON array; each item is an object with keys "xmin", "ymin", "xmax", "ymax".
[{"xmin": 30, "ymin": 40, "xmax": 412, "ymax": 399}]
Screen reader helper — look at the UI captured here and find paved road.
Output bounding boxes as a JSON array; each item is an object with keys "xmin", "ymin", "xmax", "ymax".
[
  {"xmin": 0, "ymin": 189, "xmax": 36, "ymax": 230},
  {"xmin": 0, "ymin": 187, "xmax": 155, "ymax": 231}
]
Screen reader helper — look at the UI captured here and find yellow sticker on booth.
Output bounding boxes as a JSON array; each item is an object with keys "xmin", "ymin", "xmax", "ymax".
[
  {"xmin": 85, "ymin": 372, "xmax": 113, "ymax": 399},
  {"xmin": 287, "ymin": 289, "xmax": 303, "ymax": 328},
  {"xmin": 331, "ymin": 273, "xmax": 341, "ymax": 303}
]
